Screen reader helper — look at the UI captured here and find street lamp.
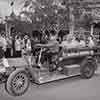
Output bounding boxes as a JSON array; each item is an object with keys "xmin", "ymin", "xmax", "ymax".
[{"xmin": 5, "ymin": 0, "xmax": 16, "ymax": 37}]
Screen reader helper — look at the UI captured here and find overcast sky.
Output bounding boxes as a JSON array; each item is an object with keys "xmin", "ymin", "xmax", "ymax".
[{"xmin": 0, "ymin": 0, "xmax": 23, "ymax": 18}]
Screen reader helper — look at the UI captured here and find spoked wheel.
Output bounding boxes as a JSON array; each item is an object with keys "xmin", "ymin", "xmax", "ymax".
[
  {"xmin": 5, "ymin": 69, "xmax": 30, "ymax": 96},
  {"xmin": 81, "ymin": 61, "xmax": 95, "ymax": 79}
]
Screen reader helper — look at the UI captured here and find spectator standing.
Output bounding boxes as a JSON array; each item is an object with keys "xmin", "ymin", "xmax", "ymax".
[
  {"xmin": 0, "ymin": 34, "xmax": 7, "ymax": 57},
  {"xmin": 0, "ymin": 34, "xmax": 9, "ymax": 68},
  {"xmin": 22, "ymin": 35, "xmax": 31, "ymax": 55},
  {"xmin": 15, "ymin": 36, "xmax": 22, "ymax": 57},
  {"xmin": 26, "ymin": 36, "xmax": 31, "ymax": 55},
  {"xmin": 12, "ymin": 34, "xmax": 16, "ymax": 57},
  {"xmin": 22, "ymin": 35, "xmax": 32, "ymax": 65},
  {"xmin": 0, "ymin": 34, "xmax": 6, "ymax": 58},
  {"xmin": 5, "ymin": 36, "xmax": 12, "ymax": 58}
]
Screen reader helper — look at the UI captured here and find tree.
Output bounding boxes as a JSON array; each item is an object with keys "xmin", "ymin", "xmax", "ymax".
[
  {"xmin": 62, "ymin": 0, "xmax": 94, "ymax": 31},
  {"xmin": 20, "ymin": 0, "xmax": 69, "ymax": 31}
]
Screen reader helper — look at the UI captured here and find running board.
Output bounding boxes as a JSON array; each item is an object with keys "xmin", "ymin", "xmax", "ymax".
[
  {"xmin": 35, "ymin": 73, "xmax": 80, "ymax": 84},
  {"xmin": 34, "ymin": 64, "xmax": 80, "ymax": 84}
]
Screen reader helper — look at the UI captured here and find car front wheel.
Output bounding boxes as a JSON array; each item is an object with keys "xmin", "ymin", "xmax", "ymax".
[{"xmin": 5, "ymin": 69, "xmax": 29, "ymax": 96}]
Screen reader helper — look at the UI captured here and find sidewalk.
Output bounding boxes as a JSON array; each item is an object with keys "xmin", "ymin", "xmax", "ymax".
[{"xmin": 96, "ymin": 64, "xmax": 100, "ymax": 74}]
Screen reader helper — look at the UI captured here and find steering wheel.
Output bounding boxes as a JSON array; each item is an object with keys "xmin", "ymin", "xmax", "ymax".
[{"xmin": 35, "ymin": 43, "xmax": 50, "ymax": 48}]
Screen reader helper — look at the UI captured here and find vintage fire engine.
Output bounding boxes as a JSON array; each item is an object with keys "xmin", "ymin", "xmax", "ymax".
[{"xmin": 0, "ymin": 44, "xmax": 100, "ymax": 96}]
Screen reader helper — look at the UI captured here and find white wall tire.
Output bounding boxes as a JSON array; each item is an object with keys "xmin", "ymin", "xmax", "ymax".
[{"xmin": 5, "ymin": 69, "xmax": 30, "ymax": 96}]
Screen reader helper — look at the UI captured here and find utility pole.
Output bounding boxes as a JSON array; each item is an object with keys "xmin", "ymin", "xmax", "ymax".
[
  {"xmin": 69, "ymin": 6, "xmax": 75, "ymax": 35},
  {"xmin": 69, "ymin": 0, "xmax": 75, "ymax": 35}
]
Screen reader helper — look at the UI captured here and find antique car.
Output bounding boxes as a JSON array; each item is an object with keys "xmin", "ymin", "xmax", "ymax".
[{"xmin": 1, "ymin": 44, "xmax": 100, "ymax": 96}]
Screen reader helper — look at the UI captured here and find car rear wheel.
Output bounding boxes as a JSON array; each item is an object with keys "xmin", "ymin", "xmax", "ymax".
[{"xmin": 81, "ymin": 61, "xmax": 95, "ymax": 79}]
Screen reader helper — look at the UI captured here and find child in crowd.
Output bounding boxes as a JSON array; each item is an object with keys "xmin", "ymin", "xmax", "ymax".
[
  {"xmin": 79, "ymin": 37, "xmax": 86, "ymax": 48},
  {"xmin": 88, "ymin": 36, "xmax": 95, "ymax": 48}
]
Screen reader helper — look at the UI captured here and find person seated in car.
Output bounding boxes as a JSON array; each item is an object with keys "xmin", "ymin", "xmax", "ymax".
[
  {"xmin": 70, "ymin": 37, "xmax": 80, "ymax": 48},
  {"xmin": 41, "ymin": 30, "xmax": 59, "ymax": 71},
  {"xmin": 47, "ymin": 31, "xmax": 59, "ymax": 52},
  {"xmin": 60, "ymin": 34, "xmax": 72, "ymax": 48},
  {"xmin": 61, "ymin": 34, "xmax": 80, "ymax": 49}
]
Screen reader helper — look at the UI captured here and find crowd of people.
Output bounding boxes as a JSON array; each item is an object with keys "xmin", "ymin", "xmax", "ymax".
[
  {"xmin": 0, "ymin": 30, "xmax": 96, "ymax": 59},
  {"xmin": 0, "ymin": 32, "xmax": 32, "ymax": 58}
]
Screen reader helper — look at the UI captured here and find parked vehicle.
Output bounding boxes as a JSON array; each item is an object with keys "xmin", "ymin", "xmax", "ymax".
[{"xmin": 0, "ymin": 44, "xmax": 100, "ymax": 96}]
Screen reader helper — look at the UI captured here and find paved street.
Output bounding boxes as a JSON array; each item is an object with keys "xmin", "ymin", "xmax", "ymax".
[{"xmin": 0, "ymin": 67, "xmax": 100, "ymax": 100}]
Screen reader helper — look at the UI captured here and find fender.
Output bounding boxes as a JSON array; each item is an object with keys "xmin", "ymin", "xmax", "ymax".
[{"xmin": 81, "ymin": 56, "xmax": 97, "ymax": 70}]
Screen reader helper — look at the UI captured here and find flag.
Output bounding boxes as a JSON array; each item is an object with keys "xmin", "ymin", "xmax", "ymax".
[
  {"xmin": 10, "ymin": 2, "xmax": 14, "ymax": 6},
  {"xmin": 24, "ymin": 0, "xmax": 30, "ymax": 7}
]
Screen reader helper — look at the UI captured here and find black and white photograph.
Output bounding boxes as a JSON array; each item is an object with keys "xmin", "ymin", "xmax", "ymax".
[{"xmin": 0, "ymin": 0, "xmax": 100, "ymax": 100}]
